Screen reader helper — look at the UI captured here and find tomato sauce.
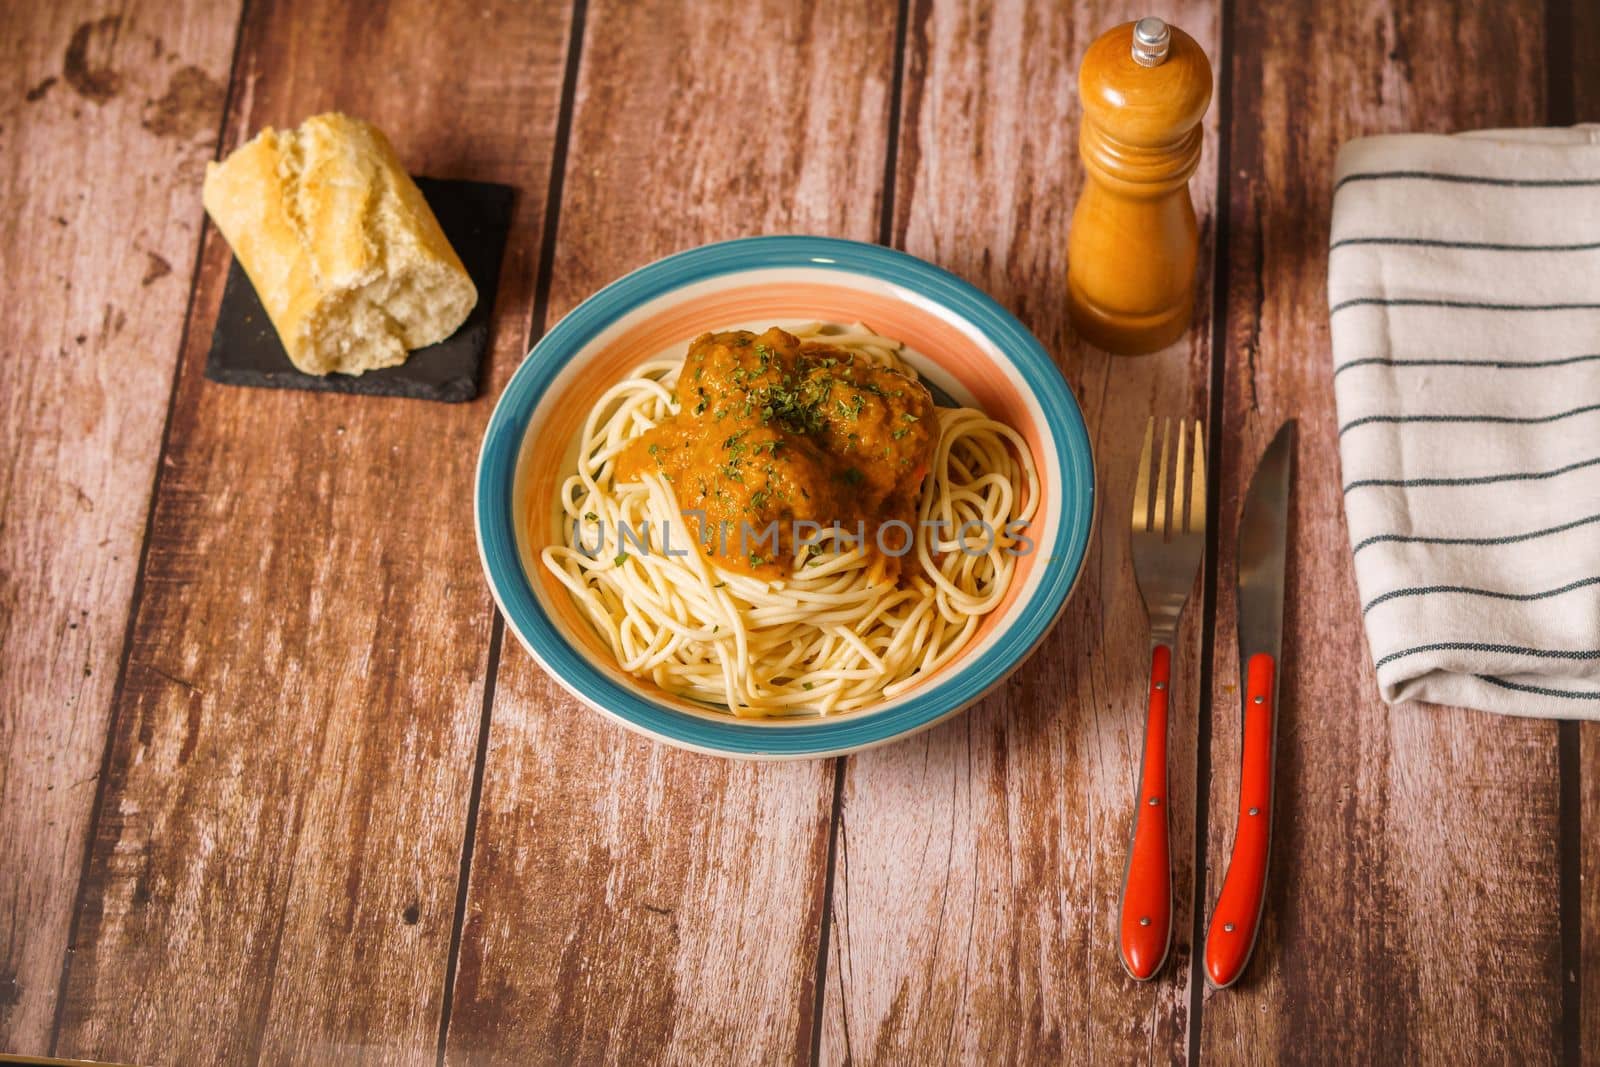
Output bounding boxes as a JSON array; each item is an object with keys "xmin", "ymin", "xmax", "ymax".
[{"xmin": 617, "ymin": 327, "xmax": 937, "ymax": 579}]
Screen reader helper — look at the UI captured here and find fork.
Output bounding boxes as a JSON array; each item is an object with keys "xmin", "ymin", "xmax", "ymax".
[{"xmin": 1119, "ymin": 417, "xmax": 1206, "ymax": 981}]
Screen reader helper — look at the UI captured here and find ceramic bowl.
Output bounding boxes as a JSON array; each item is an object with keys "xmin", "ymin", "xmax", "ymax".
[{"xmin": 476, "ymin": 236, "xmax": 1095, "ymax": 757}]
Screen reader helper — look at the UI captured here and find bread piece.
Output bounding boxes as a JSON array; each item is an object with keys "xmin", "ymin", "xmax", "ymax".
[{"xmin": 202, "ymin": 113, "xmax": 477, "ymax": 376}]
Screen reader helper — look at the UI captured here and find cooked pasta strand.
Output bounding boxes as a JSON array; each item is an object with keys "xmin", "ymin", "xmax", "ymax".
[{"xmin": 538, "ymin": 322, "xmax": 1038, "ymax": 716}]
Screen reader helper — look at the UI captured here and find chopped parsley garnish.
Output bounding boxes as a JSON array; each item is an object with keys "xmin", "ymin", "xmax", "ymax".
[
  {"xmin": 612, "ymin": 329, "xmax": 935, "ymax": 577},
  {"xmin": 745, "ymin": 376, "xmax": 829, "ymax": 434}
]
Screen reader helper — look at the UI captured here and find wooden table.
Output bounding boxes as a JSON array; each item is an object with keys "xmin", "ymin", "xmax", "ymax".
[{"xmin": 2, "ymin": 1, "xmax": 1594, "ymax": 1063}]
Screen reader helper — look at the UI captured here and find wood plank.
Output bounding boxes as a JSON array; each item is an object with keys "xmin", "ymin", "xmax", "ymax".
[
  {"xmin": 0, "ymin": 2, "xmax": 241, "ymax": 1052},
  {"xmin": 1583, "ymin": 730, "xmax": 1597, "ymax": 1060},
  {"xmin": 819, "ymin": 2, "xmax": 1220, "ymax": 1061},
  {"xmin": 440, "ymin": 1, "xmax": 898, "ymax": 1062},
  {"xmin": 51, "ymin": 3, "xmax": 571, "ymax": 1063},
  {"xmin": 1566, "ymin": 6, "xmax": 1600, "ymax": 1059},
  {"xmin": 1561, "ymin": 2, "xmax": 1600, "ymax": 1049},
  {"xmin": 1199, "ymin": 1, "xmax": 1565, "ymax": 1061},
  {"xmin": 1581, "ymin": 726, "xmax": 1596, "ymax": 1060}
]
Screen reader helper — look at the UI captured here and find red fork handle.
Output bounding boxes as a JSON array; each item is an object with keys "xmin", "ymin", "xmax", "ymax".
[
  {"xmin": 1118, "ymin": 643, "xmax": 1173, "ymax": 980},
  {"xmin": 1204, "ymin": 652, "xmax": 1277, "ymax": 988}
]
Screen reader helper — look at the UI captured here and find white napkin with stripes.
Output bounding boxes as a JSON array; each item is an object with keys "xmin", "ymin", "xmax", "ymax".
[{"xmin": 1328, "ymin": 125, "xmax": 1600, "ymax": 719}]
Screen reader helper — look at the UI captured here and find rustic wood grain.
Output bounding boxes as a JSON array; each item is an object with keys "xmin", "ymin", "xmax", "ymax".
[
  {"xmin": 1566, "ymin": 5, "xmax": 1600, "ymax": 1059},
  {"xmin": 50, "ymin": 3, "xmax": 570, "ymax": 1064},
  {"xmin": 0, "ymin": 2, "xmax": 241, "ymax": 1052},
  {"xmin": 6, "ymin": 1, "xmax": 1589, "ymax": 1063},
  {"xmin": 439, "ymin": 2, "xmax": 898, "ymax": 1063},
  {"xmin": 1199, "ymin": 1, "xmax": 1566, "ymax": 1061},
  {"xmin": 1584, "ymin": 732, "xmax": 1596, "ymax": 1061},
  {"xmin": 819, "ymin": 2, "xmax": 1220, "ymax": 1061},
  {"xmin": 1581, "ymin": 729, "xmax": 1595, "ymax": 1060}
]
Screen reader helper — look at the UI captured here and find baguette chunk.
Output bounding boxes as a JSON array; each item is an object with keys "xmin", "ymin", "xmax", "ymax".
[{"xmin": 202, "ymin": 113, "xmax": 477, "ymax": 376}]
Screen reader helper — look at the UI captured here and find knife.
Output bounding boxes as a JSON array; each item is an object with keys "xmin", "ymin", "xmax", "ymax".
[{"xmin": 1204, "ymin": 420, "xmax": 1295, "ymax": 989}]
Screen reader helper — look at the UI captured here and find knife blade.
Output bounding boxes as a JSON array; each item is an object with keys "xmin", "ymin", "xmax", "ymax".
[{"xmin": 1204, "ymin": 419, "xmax": 1295, "ymax": 989}]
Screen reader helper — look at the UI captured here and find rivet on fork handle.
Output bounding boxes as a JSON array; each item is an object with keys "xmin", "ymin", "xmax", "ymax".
[{"xmin": 1119, "ymin": 642, "xmax": 1175, "ymax": 979}]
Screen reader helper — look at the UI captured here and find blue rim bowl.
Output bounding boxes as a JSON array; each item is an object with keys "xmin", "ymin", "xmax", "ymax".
[{"xmin": 475, "ymin": 235, "xmax": 1095, "ymax": 758}]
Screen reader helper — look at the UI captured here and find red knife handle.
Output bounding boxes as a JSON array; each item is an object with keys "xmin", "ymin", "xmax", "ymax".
[
  {"xmin": 1119, "ymin": 643, "xmax": 1173, "ymax": 980},
  {"xmin": 1205, "ymin": 652, "xmax": 1276, "ymax": 988}
]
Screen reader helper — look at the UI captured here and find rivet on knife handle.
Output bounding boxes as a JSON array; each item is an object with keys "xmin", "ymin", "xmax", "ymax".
[
  {"xmin": 1118, "ymin": 643, "xmax": 1174, "ymax": 980},
  {"xmin": 1205, "ymin": 652, "xmax": 1276, "ymax": 988}
]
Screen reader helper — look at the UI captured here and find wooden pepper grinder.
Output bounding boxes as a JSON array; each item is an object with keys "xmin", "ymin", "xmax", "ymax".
[{"xmin": 1067, "ymin": 17, "xmax": 1213, "ymax": 355}]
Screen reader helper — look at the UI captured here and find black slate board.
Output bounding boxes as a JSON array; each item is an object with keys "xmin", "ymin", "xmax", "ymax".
[{"xmin": 204, "ymin": 176, "xmax": 514, "ymax": 403}]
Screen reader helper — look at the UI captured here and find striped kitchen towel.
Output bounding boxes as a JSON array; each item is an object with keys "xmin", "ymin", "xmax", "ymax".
[{"xmin": 1328, "ymin": 125, "xmax": 1600, "ymax": 719}]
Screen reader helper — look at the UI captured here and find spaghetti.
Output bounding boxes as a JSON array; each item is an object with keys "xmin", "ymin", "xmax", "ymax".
[{"xmin": 539, "ymin": 323, "xmax": 1039, "ymax": 716}]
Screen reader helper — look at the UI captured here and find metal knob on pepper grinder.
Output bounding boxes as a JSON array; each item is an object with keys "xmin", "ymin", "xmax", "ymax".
[{"xmin": 1067, "ymin": 17, "xmax": 1213, "ymax": 355}]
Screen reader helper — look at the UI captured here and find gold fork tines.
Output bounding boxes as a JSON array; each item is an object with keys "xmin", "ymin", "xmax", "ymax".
[
  {"xmin": 1189, "ymin": 420, "xmax": 1206, "ymax": 538},
  {"xmin": 1153, "ymin": 418, "xmax": 1171, "ymax": 539},
  {"xmin": 1133, "ymin": 417, "xmax": 1206, "ymax": 541},
  {"xmin": 1133, "ymin": 418, "xmax": 1155, "ymax": 533}
]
